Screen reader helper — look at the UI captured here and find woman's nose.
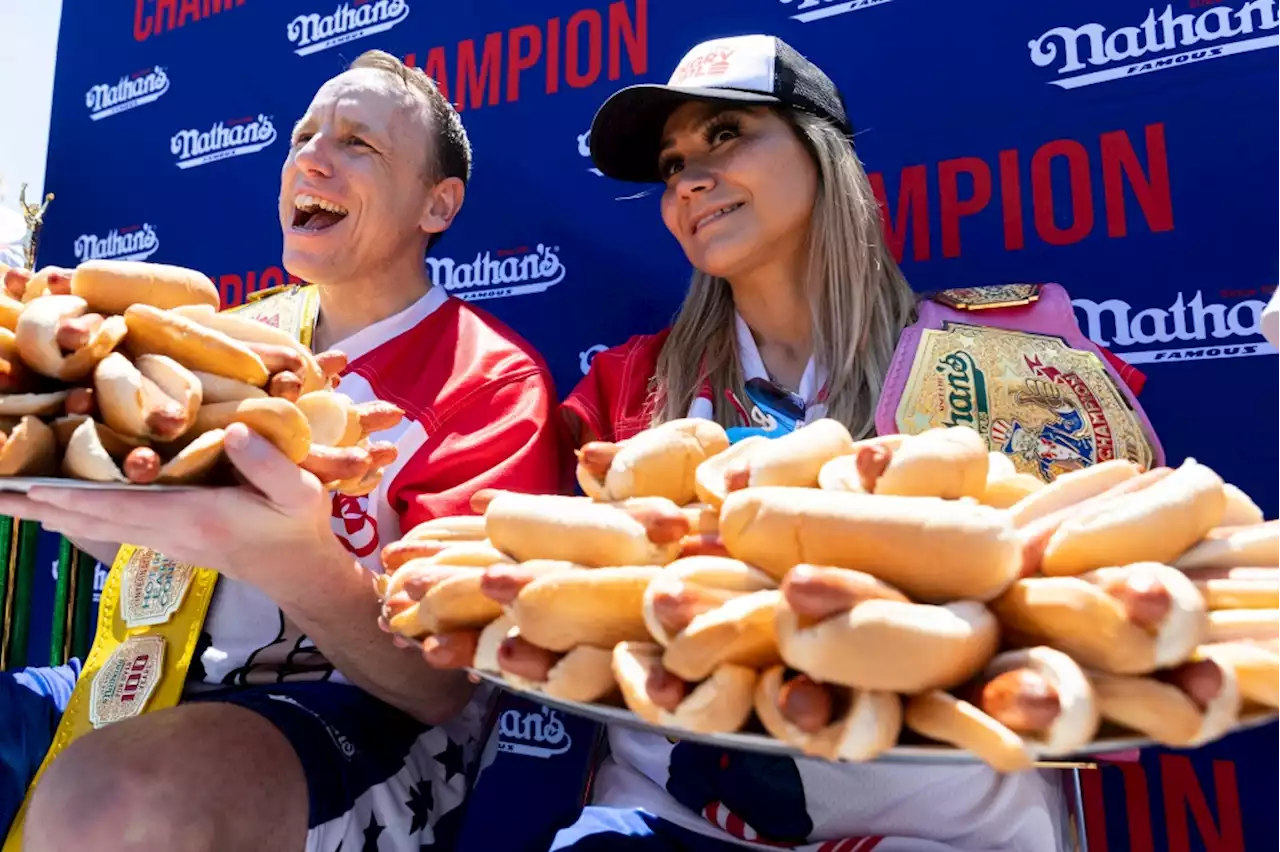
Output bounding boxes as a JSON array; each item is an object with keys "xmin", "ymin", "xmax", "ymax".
[{"xmin": 675, "ymin": 162, "xmax": 715, "ymax": 198}]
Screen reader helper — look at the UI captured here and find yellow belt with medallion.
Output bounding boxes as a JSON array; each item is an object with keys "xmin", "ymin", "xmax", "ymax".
[{"xmin": 3, "ymin": 284, "xmax": 320, "ymax": 850}]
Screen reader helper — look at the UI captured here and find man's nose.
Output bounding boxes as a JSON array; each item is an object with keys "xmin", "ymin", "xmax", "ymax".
[{"xmin": 293, "ymin": 136, "xmax": 333, "ymax": 177}]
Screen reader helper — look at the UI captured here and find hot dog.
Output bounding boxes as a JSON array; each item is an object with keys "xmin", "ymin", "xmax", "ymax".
[
  {"xmin": 483, "ymin": 491, "xmax": 690, "ymax": 567},
  {"xmin": 379, "ymin": 542, "xmax": 517, "ymax": 636},
  {"xmin": 300, "ymin": 444, "xmax": 371, "ymax": 484},
  {"xmin": 381, "ymin": 516, "xmax": 489, "ymax": 573},
  {"xmin": 753, "ymin": 666, "xmax": 901, "ymax": 761},
  {"xmin": 720, "ymin": 418, "xmax": 854, "ymax": 496},
  {"xmin": 1175, "ymin": 521, "xmax": 1279, "ymax": 571},
  {"xmin": 718, "ymin": 486, "xmax": 1022, "ymax": 599},
  {"xmin": 0, "ymin": 415, "xmax": 57, "ymax": 477},
  {"xmin": 170, "ymin": 304, "xmax": 328, "ymax": 394},
  {"xmin": 576, "ymin": 418, "xmax": 730, "ymax": 504},
  {"xmin": 15, "ymin": 295, "xmax": 128, "ymax": 382},
  {"xmin": 294, "ymin": 390, "xmax": 363, "ymax": 448},
  {"xmin": 20, "ymin": 267, "xmax": 73, "ymax": 302},
  {"xmin": 903, "ymin": 647, "xmax": 1100, "ymax": 773},
  {"xmin": 1090, "ymin": 652, "xmax": 1241, "ymax": 747},
  {"xmin": 267, "ymin": 371, "xmax": 303, "ymax": 402},
  {"xmin": 61, "ymin": 417, "xmax": 225, "ymax": 485},
  {"xmin": 1035, "ymin": 459, "xmax": 1227, "ymax": 577},
  {"xmin": 613, "ymin": 640, "xmax": 758, "ymax": 734},
  {"xmin": 124, "ymin": 304, "xmax": 271, "ymax": 387},
  {"xmin": 977, "ymin": 451, "xmax": 1045, "ymax": 509},
  {"xmin": 776, "ymin": 565, "xmax": 1000, "ymax": 693},
  {"xmin": 70, "ymin": 260, "xmax": 220, "ymax": 314},
  {"xmin": 817, "ymin": 427, "xmax": 989, "ymax": 499},
  {"xmin": 506, "ymin": 566, "xmax": 660, "ymax": 652},
  {"xmin": 354, "ymin": 400, "xmax": 404, "ymax": 435},
  {"xmin": 0, "ymin": 328, "xmax": 36, "ymax": 394},
  {"xmin": 1008, "ymin": 459, "xmax": 1144, "ymax": 528},
  {"xmin": 0, "ymin": 391, "xmax": 70, "ymax": 418},
  {"xmin": 94, "ymin": 352, "xmax": 202, "ymax": 442},
  {"xmin": 1205, "ymin": 608, "xmax": 1279, "ymax": 643},
  {"xmin": 694, "ymin": 435, "xmax": 770, "ymax": 508},
  {"xmin": 494, "ymin": 633, "xmax": 618, "ymax": 703},
  {"xmin": 2, "ymin": 267, "xmax": 31, "ymax": 301},
  {"xmin": 186, "ymin": 397, "xmax": 312, "ymax": 464},
  {"xmin": 1220, "ymin": 483, "xmax": 1265, "ymax": 527},
  {"xmin": 990, "ymin": 562, "xmax": 1208, "ymax": 675},
  {"xmin": 190, "ymin": 371, "xmax": 268, "ymax": 404},
  {"xmin": 1186, "ymin": 568, "xmax": 1279, "ymax": 611},
  {"xmin": 1198, "ymin": 641, "xmax": 1279, "ymax": 709},
  {"xmin": 641, "ymin": 556, "xmax": 782, "ymax": 682}
]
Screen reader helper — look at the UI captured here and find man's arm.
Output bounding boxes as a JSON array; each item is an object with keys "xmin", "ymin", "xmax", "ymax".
[
  {"xmin": 69, "ymin": 537, "xmax": 121, "ymax": 568},
  {"xmin": 274, "ymin": 369, "xmax": 568, "ymax": 722}
]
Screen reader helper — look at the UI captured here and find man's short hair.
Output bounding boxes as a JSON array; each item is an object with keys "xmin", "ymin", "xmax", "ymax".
[{"xmin": 348, "ymin": 50, "xmax": 471, "ymax": 253}]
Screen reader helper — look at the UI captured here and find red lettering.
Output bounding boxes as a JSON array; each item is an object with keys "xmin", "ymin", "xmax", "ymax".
[
  {"xmin": 608, "ymin": 0, "xmax": 647, "ymax": 80},
  {"xmin": 457, "ymin": 33, "xmax": 503, "ymax": 110},
  {"xmin": 218, "ymin": 274, "xmax": 243, "ymax": 308},
  {"xmin": 546, "ymin": 17, "xmax": 561, "ymax": 94},
  {"xmin": 1160, "ymin": 755, "xmax": 1244, "ymax": 852},
  {"xmin": 566, "ymin": 10, "xmax": 603, "ymax": 88},
  {"xmin": 259, "ymin": 267, "xmax": 285, "ymax": 293},
  {"xmin": 508, "ymin": 25, "xmax": 542, "ymax": 102},
  {"xmin": 156, "ymin": 0, "xmax": 178, "ymax": 35},
  {"xmin": 1101, "ymin": 123, "xmax": 1173, "ymax": 238},
  {"xmin": 998, "ymin": 149, "xmax": 1024, "ymax": 251},
  {"xmin": 938, "ymin": 157, "xmax": 992, "ymax": 259},
  {"xmin": 1081, "ymin": 768, "xmax": 1110, "ymax": 852},
  {"xmin": 423, "ymin": 47, "xmax": 451, "ymax": 106},
  {"xmin": 1032, "ymin": 139, "xmax": 1093, "ymax": 246},
  {"xmin": 177, "ymin": 0, "xmax": 201, "ymax": 28},
  {"xmin": 869, "ymin": 165, "xmax": 929, "ymax": 263},
  {"xmin": 134, "ymin": 0, "xmax": 153, "ymax": 41}
]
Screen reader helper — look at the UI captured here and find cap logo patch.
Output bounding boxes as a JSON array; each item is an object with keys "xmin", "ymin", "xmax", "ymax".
[{"xmin": 670, "ymin": 47, "xmax": 736, "ymax": 85}]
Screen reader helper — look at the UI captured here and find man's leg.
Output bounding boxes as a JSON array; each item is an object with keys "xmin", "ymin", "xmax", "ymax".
[
  {"xmin": 0, "ymin": 662, "xmax": 81, "ymax": 834},
  {"xmin": 23, "ymin": 701, "xmax": 308, "ymax": 852}
]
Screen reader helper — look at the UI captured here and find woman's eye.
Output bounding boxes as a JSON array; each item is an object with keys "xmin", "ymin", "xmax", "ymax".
[
  {"xmin": 660, "ymin": 159, "xmax": 683, "ymax": 180},
  {"xmin": 711, "ymin": 127, "xmax": 738, "ymax": 145}
]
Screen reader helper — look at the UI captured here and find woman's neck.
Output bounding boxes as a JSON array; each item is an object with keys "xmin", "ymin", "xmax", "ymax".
[
  {"xmin": 311, "ymin": 264, "xmax": 432, "ymax": 352},
  {"xmin": 727, "ymin": 260, "xmax": 814, "ymax": 389}
]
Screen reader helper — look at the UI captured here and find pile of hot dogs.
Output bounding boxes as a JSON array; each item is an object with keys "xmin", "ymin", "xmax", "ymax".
[
  {"xmin": 0, "ymin": 259, "xmax": 401, "ymax": 491},
  {"xmin": 379, "ymin": 412, "xmax": 1278, "ymax": 772}
]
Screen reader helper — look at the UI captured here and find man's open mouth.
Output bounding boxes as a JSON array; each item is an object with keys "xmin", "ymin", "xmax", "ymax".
[{"xmin": 292, "ymin": 194, "xmax": 349, "ymax": 232}]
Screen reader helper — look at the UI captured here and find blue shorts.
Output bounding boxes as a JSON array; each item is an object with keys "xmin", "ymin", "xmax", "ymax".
[
  {"xmin": 0, "ymin": 664, "xmax": 474, "ymax": 852},
  {"xmin": 550, "ymin": 807, "xmax": 743, "ymax": 852}
]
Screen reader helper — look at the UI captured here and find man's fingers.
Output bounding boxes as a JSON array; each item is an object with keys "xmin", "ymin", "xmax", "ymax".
[
  {"xmin": 223, "ymin": 423, "xmax": 324, "ymax": 512},
  {"xmin": 0, "ymin": 497, "xmax": 154, "ymax": 553}
]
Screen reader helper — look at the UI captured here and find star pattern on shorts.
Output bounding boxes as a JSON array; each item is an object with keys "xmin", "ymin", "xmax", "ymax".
[
  {"xmin": 406, "ymin": 780, "xmax": 434, "ymax": 835},
  {"xmin": 434, "ymin": 738, "xmax": 465, "ymax": 783},
  {"xmin": 361, "ymin": 813, "xmax": 384, "ymax": 852}
]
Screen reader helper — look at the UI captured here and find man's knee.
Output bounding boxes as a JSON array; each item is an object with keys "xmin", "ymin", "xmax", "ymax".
[{"xmin": 24, "ymin": 728, "xmax": 218, "ymax": 852}]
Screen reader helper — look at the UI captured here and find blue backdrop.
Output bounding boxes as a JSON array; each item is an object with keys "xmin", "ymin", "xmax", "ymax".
[{"xmin": 31, "ymin": 0, "xmax": 1280, "ymax": 848}]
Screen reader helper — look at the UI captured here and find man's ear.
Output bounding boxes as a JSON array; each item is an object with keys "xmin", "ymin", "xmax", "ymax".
[{"xmin": 420, "ymin": 177, "xmax": 466, "ymax": 239}]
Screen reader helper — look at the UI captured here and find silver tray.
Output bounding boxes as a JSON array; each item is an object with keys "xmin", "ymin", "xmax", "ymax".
[
  {"xmin": 0, "ymin": 477, "xmax": 203, "ymax": 493},
  {"xmin": 466, "ymin": 668, "xmax": 1278, "ymax": 768}
]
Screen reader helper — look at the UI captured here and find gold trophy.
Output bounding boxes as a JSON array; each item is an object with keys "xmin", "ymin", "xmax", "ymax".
[{"xmin": 17, "ymin": 183, "xmax": 54, "ymax": 271}]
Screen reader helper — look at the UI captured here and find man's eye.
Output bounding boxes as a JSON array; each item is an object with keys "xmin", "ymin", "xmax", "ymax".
[{"xmin": 292, "ymin": 134, "xmax": 312, "ymax": 146}]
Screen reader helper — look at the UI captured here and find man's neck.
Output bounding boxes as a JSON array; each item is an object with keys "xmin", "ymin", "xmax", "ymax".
[{"xmin": 311, "ymin": 265, "xmax": 433, "ymax": 352}]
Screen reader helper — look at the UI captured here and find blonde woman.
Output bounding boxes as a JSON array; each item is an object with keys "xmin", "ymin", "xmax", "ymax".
[{"xmin": 549, "ymin": 35, "xmax": 1157, "ymax": 852}]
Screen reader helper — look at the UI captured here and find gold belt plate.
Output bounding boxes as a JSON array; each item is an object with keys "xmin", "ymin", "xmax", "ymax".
[{"xmin": 894, "ymin": 323, "xmax": 1154, "ymax": 482}]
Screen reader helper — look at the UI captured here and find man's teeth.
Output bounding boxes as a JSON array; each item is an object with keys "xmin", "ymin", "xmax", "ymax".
[{"xmin": 295, "ymin": 194, "xmax": 348, "ymax": 215}]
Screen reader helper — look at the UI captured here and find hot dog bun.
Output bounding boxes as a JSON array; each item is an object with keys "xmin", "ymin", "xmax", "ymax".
[
  {"xmin": 1206, "ymin": 608, "xmax": 1279, "ymax": 643},
  {"xmin": 1174, "ymin": 521, "xmax": 1279, "ymax": 570},
  {"xmin": 188, "ymin": 397, "xmax": 311, "ymax": 464},
  {"xmin": 718, "ymin": 486, "xmax": 1022, "ymax": 600},
  {"xmin": 903, "ymin": 691, "xmax": 1035, "ymax": 773},
  {"xmin": 295, "ymin": 390, "xmax": 362, "ymax": 447},
  {"xmin": 1039, "ymin": 459, "xmax": 1226, "ymax": 576},
  {"xmin": 979, "ymin": 452, "xmax": 1045, "ymax": 509},
  {"xmin": 776, "ymin": 567, "xmax": 999, "ymax": 693},
  {"xmin": 991, "ymin": 563, "xmax": 1208, "ymax": 675},
  {"xmin": 613, "ymin": 641, "xmax": 757, "ymax": 734},
  {"xmin": 1199, "ymin": 641, "xmax": 1278, "ymax": 709},
  {"xmin": 403, "ymin": 515, "xmax": 488, "ymax": 543},
  {"xmin": 1090, "ymin": 654, "xmax": 1241, "ymax": 747},
  {"xmin": 484, "ymin": 492, "xmax": 687, "ymax": 567},
  {"xmin": 726, "ymin": 418, "xmax": 854, "ymax": 492},
  {"xmin": 1220, "ymin": 483, "xmax": 1265, "ymax": 527},
  {"xmin": 508, "ymin": 566, "xmax": 661, "ymax": 652},
  {"xmin": 14, "ymin": 295, "xmax": 128, "ymax": 381},
  {"xmin": 62, "ymin": 417, "xmax": 224, "ymax": 485},
  {"xmin": 819, "ymin": 427, "xmax": 988, "ymax": 499},
  {"xmin": 641, "ymin": 555, "xmax": 776, "ymax": 646},
  {"xmin": 0, "ymin": 391, "xmax": 70, "ymax": 417},
  {"xmin": 190, "ymin": 370, "xmax": 267, "ymax": 403},
  {"xmin": 124, "ymin": 304, "xmax": 270, "ymax": 387},
  {"xmin": 94, "ymin": 352, "xmax": 202, "ymax": 441},
  {"xmin": 70, "ymin": 260, "xmax": 219, "ymax": 314},
  {"xmin": 1009, "ymin": 459, "xmax": 1143, "ymax": 528},
  {"xmin": 694, "ymin": 435, "xmax": 769, "ymax": 508},
  {"xmin": 1187, "ymin": 568, "xmax": 1279, "ymax": 610},
  {"xmin": 576, "ymin": 418, "xmax": 729, "ymax": 504},
  {"xmin": 171, "ymin": 305, "xmax": 328, "ymax": 395},
  {"xmin": 0, "ymin": 415, "xmax": 57, "ymax": 476},
  {"xmin": 498, "ymin": 638, "xmax": 619, "ymax": 704},
  {"xmin": 754, "ymin": 666, "xmax": 901, "ymax": 761}
]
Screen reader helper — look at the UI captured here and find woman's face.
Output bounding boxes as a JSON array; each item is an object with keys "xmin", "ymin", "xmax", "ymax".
[{"xmin": 658, "ymin": 103, "xmax": 818, "ymax": 281}]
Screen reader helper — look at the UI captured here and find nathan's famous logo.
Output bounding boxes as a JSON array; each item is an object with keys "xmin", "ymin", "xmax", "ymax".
[
  {"xmin": 171, "ymin": 115, "xmax": 278, "ymax": 170},
  {"xmin": 934, "ymin": 350, "xmax": 991, "ymax": 431},
  {"xmin": 287, "ymin": 0, "xmax": 410, "ymax": 57},
  {"xmin": 86, "ymin": 67, "xmax": 169, "ymax": 121},
  {"xmin": 580, "ymin": 344, "xmax": 607, "ymax": 374},
  {"xmin": 577, "ymin": 130, "xmax": 603, "ymax": 176},
  {"xmin": 74, "ymin": 224, "xmax": 160, "ymax": 263},
  {"xmin": 1073, "ymin": 290, "xmax": 1276, "ymax": 363},
  {"xmin": 778, "ymin": 0, "xmax": 893, "ymax": 24},
  {"xmin": 496, "ymin": 705, "xmax": 573, "ymax": 758},
  {"xmin": 1028, "ymin": 1, "xmax": 1278, "ymax": 89},
  {"xmin": 427, "ymin": 244, "xmax": 566, "ymax": 301}
]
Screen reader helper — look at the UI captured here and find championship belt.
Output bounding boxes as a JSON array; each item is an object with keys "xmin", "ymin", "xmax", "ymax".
[
  {"xmin": 875, "ymin": 283, "xmax": 1164, "ymax": 483},
  {"xmin": 3, "ymin": 284, "xmax": 320, "ymax": 849}
]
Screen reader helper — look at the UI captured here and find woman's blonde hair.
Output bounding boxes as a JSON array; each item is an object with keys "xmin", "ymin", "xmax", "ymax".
[{"xmin": 649, "ymin": 109, "xmax": 919, "ymax": 439}]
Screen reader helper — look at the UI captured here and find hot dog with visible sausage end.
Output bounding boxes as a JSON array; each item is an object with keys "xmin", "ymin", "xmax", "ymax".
[
  {"xmin": 817, "ymin": 427, "xmax": 988, "ymax": 500},
  {"xmin": 776, "ymin": 565, "xmax": 1000, "ymax": 693},
  {"xmin": 15, "ymin": 295, "xmax": 128, "ymax": 382},
  {"xmin": 380, "ymin": 543, "xmax": 516, "ymax": 637},
  {"xmin": 718, "ymin": 486, "xmax": 1022, "ymax": 599},
  {"xmin": 642, "ymin": 556, "xmax": 781, "ymax": 682},
  {"xmin": 694, "ymin": 436, "xmax": 769, "ymax": 508},
  {"xmin": 495, "ymin": 633, "xmax": 620, "ymax": 703},
  {"xmin": 990, "ymin": 562, "xmax": 1208, "ymax": 675},
  {"xmin": 1186, "ymin": 568, "xmax": 1279, "ymax": 611},
  {"xmin": 0, "ymin": 415, "xmax": 58, "ymax": 477},
  {"xmin": 613, "ymin": 641, "xmax": 758, "ymax": 734},
  {"xmin": 904, "ymin": 647, "xmax": 1100, "ymax": 773},
  {"xmin": 170, "ymin": 303, "xmax": 328, "ymax": 394},
  {"xmin": 720, "ymin": 418, "xmax": 855, "ymax": 497},
  {"xmin": 506, "ymin": 566, "xmax": 661, "ymax": 652},
  {"xmin": 577, "ymin": 418, "xmax": 730, "ymax": 505},
  {"xmin": 125, "ymin": 304, "xmax": 272, "ymax": 387},
  {"xmin": 187, "ymin": 397, "xmax": 312, "ymax": 464},
  {"xmin": 70, "ymin": 260, "xmax": 220, "ymax": 314},
  {"xmin": 1198, "ymin": 641, "xmax": 1279, "ymax": 709},
  {"xmin": 754, "ymin": 666, "xmax": 901, "ymax": 761},
  {"xmin": 94, "ymin": 353, "xmax": 203, "ymax": 442},
  {"xmin": 1175, "ymin": 520, "xmax": 1279, "ymax": 570},
  {"xmin": 61, "ymin": 417, "xmax": 225, "ymax": 485},
  {"xmin": 978, "ymin": 452, "xmax": 1045, "ymax": 509},
  {"xmin": 1090, "ymin": 652, "xmax": 1241, "ymax": 748},
  {"xmin": 484, "ymin": 491, "xmax": 690, "ymax": 567},
  {"xmin": 1038, "ymin": 459, "xmax": 1227, "ymax": 577}
]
